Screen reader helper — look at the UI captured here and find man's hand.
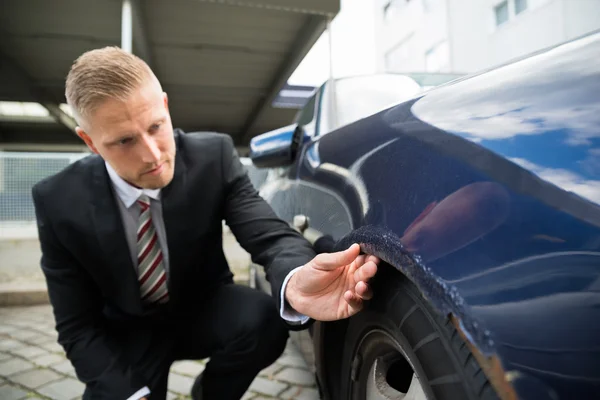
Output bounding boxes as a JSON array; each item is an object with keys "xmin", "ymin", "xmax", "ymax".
[{"xmin": 285, "ymin": 243, "xmax": 379, "ymax": 321}]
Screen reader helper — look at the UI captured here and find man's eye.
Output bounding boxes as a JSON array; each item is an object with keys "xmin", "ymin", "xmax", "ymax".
[
  {"xmin": 150, "ymin": 123, "xmax": 161, "ymax": 131},
  {"xmin": 119, "ymin": 138, "xmax": 132, "ymax": 145}
]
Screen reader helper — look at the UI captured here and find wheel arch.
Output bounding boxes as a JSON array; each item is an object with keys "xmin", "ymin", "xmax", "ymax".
[{"xmin": 315, "ymin": 225, "xmax": 520, "ymax": 400}]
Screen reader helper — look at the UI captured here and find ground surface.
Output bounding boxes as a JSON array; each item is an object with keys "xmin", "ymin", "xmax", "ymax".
[{"xmin": 0, "ymin": 305, "xmax": 319, "ymax": 399}]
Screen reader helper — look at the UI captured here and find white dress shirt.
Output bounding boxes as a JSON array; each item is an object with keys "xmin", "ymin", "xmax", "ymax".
[{"xmin": 105, "ymin": 163, "xmax": 308, "ymax": 400}]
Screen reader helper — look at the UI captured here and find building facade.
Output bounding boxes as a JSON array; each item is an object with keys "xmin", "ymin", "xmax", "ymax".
[{"xmin": 375, "ymin": 0, "xmax": 600, "ymax": 74}]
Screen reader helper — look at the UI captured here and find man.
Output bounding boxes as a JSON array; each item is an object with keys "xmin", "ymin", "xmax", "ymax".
[{"xmin": 32, "ymin": 47, "xmax": 379, "ymax": 400}]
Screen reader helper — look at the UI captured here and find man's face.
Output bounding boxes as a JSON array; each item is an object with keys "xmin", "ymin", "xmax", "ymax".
[{"xmin": 76, "ymin": 79, "xmax": 176, "ymax": 189}]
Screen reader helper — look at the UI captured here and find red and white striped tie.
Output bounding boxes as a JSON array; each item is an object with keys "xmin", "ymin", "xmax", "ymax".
[{"xmin": 136, "ymin": 195, "xmax": 169, "ymax": 305}]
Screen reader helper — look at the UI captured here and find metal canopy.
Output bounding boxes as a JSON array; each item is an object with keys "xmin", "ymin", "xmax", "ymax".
[{"xmin": 0, "ymin": 0, "xmax": 338, "ymax": 148}]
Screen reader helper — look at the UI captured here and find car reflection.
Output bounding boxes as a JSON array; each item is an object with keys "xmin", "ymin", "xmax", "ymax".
[
  {"xmin": 409, "ymin": 31, "xmax": 600, "ymax": 207},
  {"xmin": 400, "ymin": 181, "xmax": 510, "ymax": 263}
]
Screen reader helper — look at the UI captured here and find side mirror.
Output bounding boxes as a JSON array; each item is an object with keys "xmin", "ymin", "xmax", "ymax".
[{"xmin": 249, "ymin": 124, "xmax": 307, "ymax": 168}]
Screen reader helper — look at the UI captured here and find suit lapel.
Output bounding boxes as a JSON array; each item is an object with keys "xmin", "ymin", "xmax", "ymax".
[
  {"xmin": 91, "ymin": 159, "xmax": 143, "ymax": 315},
  {"xmin": 160, "ymin": 135, "xmax": 190, "ymax": 304}
]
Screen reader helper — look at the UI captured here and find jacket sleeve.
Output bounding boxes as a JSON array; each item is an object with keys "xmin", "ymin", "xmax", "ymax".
[
  {"xmin": 220, "ymin": 135, "xmax": 316, "ymax": 328},
  {"xmin": 32, "ymin": 185, "xmax": 147, "ymax": 399}
]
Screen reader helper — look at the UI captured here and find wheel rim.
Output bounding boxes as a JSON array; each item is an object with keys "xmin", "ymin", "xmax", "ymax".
[
  {"xmin": 366, "ymin": 359, "xmax": 427, "ymax": 400},
  {"xmin": 353, "ymin": 330, "xmax": 429, "ymax": 400}
]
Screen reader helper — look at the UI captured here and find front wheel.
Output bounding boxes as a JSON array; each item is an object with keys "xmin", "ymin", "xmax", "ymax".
[{"xmin": 340, "ymin": 267, "xmax": 499, "ymax": 400}]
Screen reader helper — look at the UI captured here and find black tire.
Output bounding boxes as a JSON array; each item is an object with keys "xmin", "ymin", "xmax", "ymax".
[{"xmin": 339, "ymin": 265, "xmax": 499, "ymax": 400}]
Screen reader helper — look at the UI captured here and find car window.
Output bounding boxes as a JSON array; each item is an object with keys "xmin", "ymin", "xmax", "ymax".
[
  {"xmin": 295, "ymin": 92, "xmax": 318, "ymax": 126},
  {"xmin": 316, "ymin": 73, "xmax": 465, "ymax": 137},
  {"xmin": 335, "ymin": 75, "xmax": 422, "ymax": 130}
]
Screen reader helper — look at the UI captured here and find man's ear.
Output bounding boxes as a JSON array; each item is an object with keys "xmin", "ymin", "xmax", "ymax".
[
  {"xmin": 76, "ymin": 127, "xmax": 99, "ymax": 154},
  {"xmin": 163, "ymin": 92, "xmax": 169, "ymax": 110}
]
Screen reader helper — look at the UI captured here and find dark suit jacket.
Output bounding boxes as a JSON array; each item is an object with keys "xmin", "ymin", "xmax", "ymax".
[{"xmin": 32, "ymin": 130, "xmax": 316, "ymax": 397}]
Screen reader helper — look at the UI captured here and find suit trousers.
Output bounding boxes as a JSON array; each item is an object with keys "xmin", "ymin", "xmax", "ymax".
[{"xmin": 99, "ymin": 284, "xmax": 290, "ymax": 400}]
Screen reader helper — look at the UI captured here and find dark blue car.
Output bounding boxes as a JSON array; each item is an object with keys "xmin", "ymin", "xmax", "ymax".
[{"xmin": 248, "ymin": 30, "xmax": 600, "ymax": 400}]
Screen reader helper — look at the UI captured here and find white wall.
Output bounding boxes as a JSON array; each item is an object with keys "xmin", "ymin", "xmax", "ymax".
[
  {"xmin": 563, "ymin": 0, "xmax": 600, "ymax": 39},
  {"xmin": 329, "ymin": 0, "xmax": 379, "ymax": 79},
  {"xmin": 450, "ymin": 0, "xmax": 566, "ymax": 72},
  {"xmin": 375, "ymin": 0, "xmax": 600, "ymax": 74},
  {"xmin": 446, "ymin": 0, "xmax": 490, "ymax": 72},
  {"xmin": 376, "ymin": 0, "xmax": 450, "ymax": 73},
  {"xmin": 289, "ymin": 0, "xmax": 378, "ymax": 86},
  {"xmin": 487, "ymin": 0, "xmax": 564, "ymax": 68}
]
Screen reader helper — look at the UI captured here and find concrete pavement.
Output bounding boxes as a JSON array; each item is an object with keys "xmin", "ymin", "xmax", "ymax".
[{"xmin": 0, "ymin": 304, "xmax": 319, "ymax": 399}]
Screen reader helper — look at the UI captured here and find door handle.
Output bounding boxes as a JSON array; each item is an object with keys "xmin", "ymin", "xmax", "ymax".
[
  {"xmin": 293, "ymin": 214, "xmax": 309, "ymax": 232},
  {"xmin": 293, "ymin": 214, "xmax": 323, "ymax": 245}
]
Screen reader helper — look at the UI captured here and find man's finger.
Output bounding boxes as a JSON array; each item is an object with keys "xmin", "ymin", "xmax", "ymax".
[
  {"xmin": 366, "ymin": 255, "xmax": 380, "ymax": 265},
  {"xmin": 344, "ymin": 290, "xmax": 363, "ymax": 313},
  {"xmin": 355, "ymin": 281, "xmax": 373, "ymax": 300},
  {"xmin": 354, "ymin": 260, "xmax": 378, "ymax": 283},
  {"xmin": 313, "ymin": 243, "xmax": 361, "ymax": 270},
  {"xmin": 354, "ymin": 254, "xmax": 366, "ymax": 268}
]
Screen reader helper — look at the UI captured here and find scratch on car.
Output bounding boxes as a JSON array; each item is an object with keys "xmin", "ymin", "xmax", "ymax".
[
  {"xmin": 450, "ymin": 314, "xmax": 518, "ymax": 400},
  {"xmin": 335, "ymin": 225, "xmax": 521, "ymax": 398},
  {"xmin": 532, "ymin": 234, "xmax": 566, "ymax": 243},
  {"xmin": 336, "ymin": 225, "xmax": 495, "ymax": 353}
]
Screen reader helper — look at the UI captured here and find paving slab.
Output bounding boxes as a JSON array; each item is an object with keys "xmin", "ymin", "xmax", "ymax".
[
  {"xmin": 6, "ymin": 329, "xmax": 40, "ymax": 341},
  {"xmin": 51, "ymin": 360, "xmax": 77, "ymax": 378},
  {"xmin": 248, "ymin": 376, "xmax": 288, "ymax": 397},
  {"xmin": 275, "ymin": 367, "xmax": 316, "ymax": 387},
  {"xmin": 37, "ymin": 377, "xmax": 85, "ymax": 400},
  {"xmin": 259, "ymin": 361, "xmax": 285, "ymax": 379},
  {"xmin": 0, "ymin": 339, "xmax": 26, "ymax": 352},
  {"xmin": 31, "ymin": 353, "xmax": 64, "ymax": 367},
  {"xmin": 0, "ymin": 383, "xmax": 29, "ymax": 400},
  {"xmin": 22, "ymin": 333, "xmax": 56, "ymax": 346},
  {"xmin": 9, "ymin": 344, "xmax": 49, "ymax": 359},
  {"xmin": 168, "ymin": 373, "xmax": 195, "ymax": 395},
  {"xmin": 277, "ymin": 354, "xmax": 309, "ymax": 368},
  {"xmin": 280, "ymin": 386, "xmax": 320, "ymax": 399},
  {"xmin": 0, "ymin": 358, "xmax": 35, "ymax": 376},
  {"xmin": 170, "ymin": 360, "xmax": 205, "ymax": 377},
  {"xmin": 9, "ymin": 368, "xmax": 63, "ymax": 389},
  {"xmin": 39, "ymin": 341, "xmax": 64, "ymax": 354},
  {"xmin": 0, "ymin": 325, "xmax": 18, "ymax": 334},
  {"xmin": 166, "ymin": 392, "xmax": 179, "ymax": 400}
]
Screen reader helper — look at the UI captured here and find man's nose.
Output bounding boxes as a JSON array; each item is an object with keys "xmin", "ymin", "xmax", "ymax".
[{"xmin": 140, "ymin": 136, "xmax": 161, "ymax": 163}]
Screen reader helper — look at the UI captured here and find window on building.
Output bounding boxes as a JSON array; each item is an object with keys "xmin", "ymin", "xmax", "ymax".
[
  {"xmin": 384, "ymin": 0, "xmax": 414, "ymax": 21},
  {"xmin": 424, "ymin": 41, "xmax": 449, "ymax": 72},
  {"xmin": 383, "ymin": 1, "xmax": 392, "ymax": 16},
  {"xmin": 422, "ymin": 0, "xmax": 435, "ymax": 13},
  {"xmin": 383, "ymin": 0, "xmax": 397, "ymax": 21},
  {"xmin": 495, "ymin": 1, "xmax": 509, "ymax": 26},
  {"xmin": 515, "ymin": 0, "xmax": 528, "ymax": 14}
]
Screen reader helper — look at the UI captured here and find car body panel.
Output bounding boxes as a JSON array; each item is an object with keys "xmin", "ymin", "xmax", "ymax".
[{"xmin": 254, "ymin": 31, "xmax": 600, "ymax": 400}]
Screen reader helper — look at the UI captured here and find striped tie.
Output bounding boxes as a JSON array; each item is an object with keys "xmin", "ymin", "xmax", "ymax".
[{"xmin": 136, "ymin": 195, "xmax": 169, "ymax": 305}]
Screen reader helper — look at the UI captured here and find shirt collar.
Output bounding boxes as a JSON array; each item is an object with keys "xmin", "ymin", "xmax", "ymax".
[{"xmin": 105, "ymin": 162, "xmax": 161, "ymax": 208}]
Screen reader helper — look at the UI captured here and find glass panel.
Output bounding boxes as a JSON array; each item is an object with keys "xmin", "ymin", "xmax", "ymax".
[
  {"xmin": 515, "ymin": 0, "xmax": 528, "ymax": 14},
  {"xmin": 294, "ymin": 92, "xmax": 317, "ymax": 126},
  {"xmin": 495, "ymin": 1, "xmax": 509, "ymax": 26}
]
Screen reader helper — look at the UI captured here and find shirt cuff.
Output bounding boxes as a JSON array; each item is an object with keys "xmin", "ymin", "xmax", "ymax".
[
  {"xmin": 280, "ymin": 266, "xmax": 310, "ymax": 324},
  {"xmin": 126, "ymin": 386, "xmax": 150, "ymax": 400}
]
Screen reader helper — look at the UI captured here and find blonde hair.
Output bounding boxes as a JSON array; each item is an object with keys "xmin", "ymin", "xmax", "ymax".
[{"xmin": 65, "ymin": 46, "xmax": 157, "ymax": 124}]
